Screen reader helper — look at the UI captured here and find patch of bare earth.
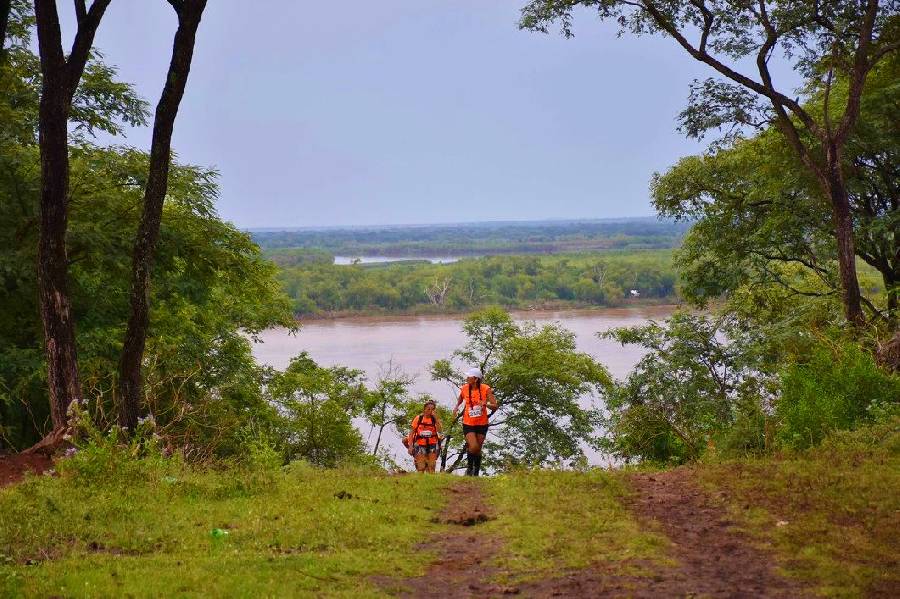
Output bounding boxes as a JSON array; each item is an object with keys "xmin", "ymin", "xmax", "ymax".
[
  {"xmin": 0, "ymin": 452, "xmax": 53, "ymax": 488},
  {"xmin": 378, "ymin": 480, "xmax": 516, "ymax": 597},
  {"xmin": 617, "ymin": 469, "xmax": 810, "ymax": 598},
  {"xmin": 510, "ymin": 469, "xmax": 810, "ymax": 598}
]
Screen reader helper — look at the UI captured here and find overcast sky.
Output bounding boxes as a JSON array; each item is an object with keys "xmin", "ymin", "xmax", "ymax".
[{"xmin": 65, "ymin": 1, "xmax": 776, "ymax": 228}]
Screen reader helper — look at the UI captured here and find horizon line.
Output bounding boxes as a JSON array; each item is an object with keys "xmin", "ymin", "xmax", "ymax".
[{"xmin": 242, "ymin": 215, "xmax": 669, "ymax": 233}]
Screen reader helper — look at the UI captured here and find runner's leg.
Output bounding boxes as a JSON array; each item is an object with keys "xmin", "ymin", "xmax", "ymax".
[
  {"xmin": 465, "ymin": 432, "xmax": 479, "ymax": 476},
  {"xmin": 473, "ymin": 433, "xmax": 487, "ymax": 476},
  {"xmin": 414, "ymin": 448, "xmax": 427, "ymax": 472}
]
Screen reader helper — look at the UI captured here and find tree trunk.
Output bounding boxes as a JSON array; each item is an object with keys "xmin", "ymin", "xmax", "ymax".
[
  {"xmin": 34, "ymin": 1, "xmax": 81, "ymax": 430},
  {"xmin": 372, "ymin": 423, "xmax": 385, "ymax": 455},
  {"xmin": 0, "ymin": 0, "xmax": 11, "ymax": 59},
  {"xmin": 887, "ymin": 276, "xmax": 898, "ymax": 322},
  {"xmin": 824, "ymin": 156, "xmax": 866, "ymax": 326},
  {"xmin": 117, "ymin": 0, "xmax": 206, "ymax": 430}
]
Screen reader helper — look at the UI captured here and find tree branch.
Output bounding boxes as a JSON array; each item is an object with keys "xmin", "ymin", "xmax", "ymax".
[
  {"xmin": 834, "ymin": 0, "xmax": 879, "ymax": 145},
  {"xmin": 868, "ymin": 39, "xmax": 900, "ymax": 65},
  {"xmin": 753, "ymin": 0, "xmax": 825, "ymax": 180},
  {"xmin": 74, "ymin": 0, "xmax": 86, "ymax": 22},
  {"xmin": 639, "ymin": 0, "xmax": 819, "ymax": 136},
  {"xmin": 65, "ymin": 0, "xmax": 112, "ymax": 103},
  {"xmin": 823, "ymin": 66, "xmax": 834, "ymax": 138},
  {"xmin": 689, "ymin": 0, "xmax": 713, "ymax": 54}
]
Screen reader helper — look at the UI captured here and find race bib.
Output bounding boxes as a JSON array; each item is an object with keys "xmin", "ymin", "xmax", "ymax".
[
  {"xmin": 419, "ymin": 430, "xmax": 433, "ymax": 438},
  {"xmin": 468, "ymin": 405, "xmax": 483, "ymax": 418}
]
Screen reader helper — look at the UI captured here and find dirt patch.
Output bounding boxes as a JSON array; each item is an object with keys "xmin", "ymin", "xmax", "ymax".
[
  {"xmin": 431, "ymin": 485, "xmax": 495, "ymax": 527},
  {"xmin": 614, "ymin": 468, "xmax": 811, "ymax": 598},
  {"xmin": 0, "ymin": 452, "xmax": 54, "ymax": 488},
  {"xmin": 379, "ymin": 480, "xmax": 512, "ymax": 598},
  {"xmin": 514, "ymin": 559, "xmax": 699, "ymax": 598}
]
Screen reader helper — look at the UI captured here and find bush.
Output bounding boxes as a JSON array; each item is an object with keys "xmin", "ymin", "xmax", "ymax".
[
  {"xmin": 601, "ymin": 312, "xmax": 773, "ymax": 464},
  {"xmin": 777, "ymin": 341, "xmax": 900, "ymax": 450}
]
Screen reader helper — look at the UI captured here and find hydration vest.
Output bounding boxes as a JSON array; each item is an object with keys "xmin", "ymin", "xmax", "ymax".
[{"xmin": 412, "ymin": 414, "xmax": 439, "ymax": 446}]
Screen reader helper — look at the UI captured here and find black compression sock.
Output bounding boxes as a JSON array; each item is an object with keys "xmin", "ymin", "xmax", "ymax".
[
  {"xmin": 465, "ymin": 453, "xmax": 474, "ymax": 476},
  {"xmin": 473, "ymin": 453, "xmax": 482, "ymax": 476}
]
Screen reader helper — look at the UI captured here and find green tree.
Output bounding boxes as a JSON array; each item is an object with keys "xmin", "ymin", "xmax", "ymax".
[
  {"xmin": 360, "ymin": 361, "xmax": 415, "ymax": 456},
  {"xmin": 521, "ymin": 0, "xmax": 900, "ymax": 326},
  {"xmin": 265, "ymin": 353, "xmax": 367, "ymax": 467},
  {"xmin": 33, "ymin": 0, "xmax": 116, "ymax": 433},
  {"xmin": 602, "ymin": 312, "xmax": 774, "ymax": 463},
  {"xmin": 653, "ymin": 55, "xmax": 899, "ymax": 323},
  {"xmin": 431, "ymin": 307, "xmax": 610, "ymax": 471},
  {"xmin": 118, "ymin": 0, "xmax": 208, "ymax": 431},
  {"xmin": 0, "ymin": 24, "xmax": 294, "ymax": 450}
]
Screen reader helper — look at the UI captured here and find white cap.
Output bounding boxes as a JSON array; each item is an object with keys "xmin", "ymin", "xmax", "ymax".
[{"xmin": 464, "ymin": 368, "xmax": 483, "ymax": 379}]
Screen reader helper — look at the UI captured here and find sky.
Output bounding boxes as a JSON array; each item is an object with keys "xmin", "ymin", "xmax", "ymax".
[{"xmin": 61, "ymin": 1, "xmax": 776, "ymax": 228}]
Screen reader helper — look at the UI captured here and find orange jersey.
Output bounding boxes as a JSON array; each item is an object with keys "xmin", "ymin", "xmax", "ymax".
[
  {"xmin": 410, "ymin": 414, "xmax": 439, "ymax": 445},
  {"xmin": 459, "ymin": 383, "xmax": 492, "ymax": 426}
]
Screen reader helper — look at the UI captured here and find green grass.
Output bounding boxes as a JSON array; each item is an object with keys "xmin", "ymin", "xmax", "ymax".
[
  {"xmin": 695, "ymin": 418, "xmax": 900, "ymax": 597},
  {"xmin": 3, "ymin": 424, "xmax": 895, "ymax": 597},
  {"xmin": 0, "ymin": 455, "xmax": 450, "ymax": 598},
  {"xmin": 483, "ymin": 470, "xmax": 669, "ymax": 583}
]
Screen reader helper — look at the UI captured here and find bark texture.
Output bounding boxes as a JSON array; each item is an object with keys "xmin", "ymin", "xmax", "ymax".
[
  {"xmin": 0, "ymin": 0, "xmax": 11, "ymax": 58},
  {"xmin": 826, "ymin": 163, "xmax": 865, "ymax": 326},
  {"xmin": 117, "ymin": 0, "xmax": 206, "ymax": 430},
  {"xmin": 33, "ymin": 0, "xmax": 111, "ymax": 429}
]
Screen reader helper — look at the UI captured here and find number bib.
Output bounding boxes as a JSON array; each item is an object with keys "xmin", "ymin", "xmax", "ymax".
[
  {"xmin": 418, "ymin": 430, "xmax": 433, "ymax": 438},
  {"xmin": 468, "ymin": 405, "xmax": 483, "ymax": 418}
]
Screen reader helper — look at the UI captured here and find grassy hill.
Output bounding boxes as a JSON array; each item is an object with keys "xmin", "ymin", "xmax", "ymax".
[{"xmin": 0, "ymin": 418, "xmax": 896, "ymax": 597}]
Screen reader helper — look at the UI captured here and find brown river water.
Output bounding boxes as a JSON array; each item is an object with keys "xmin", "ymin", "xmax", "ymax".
[{"xmin": 251, "ymin": 305, "xmax": 677, "ymax": 466}]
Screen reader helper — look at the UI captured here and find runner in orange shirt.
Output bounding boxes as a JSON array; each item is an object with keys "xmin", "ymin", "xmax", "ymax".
[
  {"xmin": 406, "ymin": 399, "xmax": 443, "ymax": 473},
  {"xmin": 452, "ymin": 368, "xmax": 497, "ymax": 476}
]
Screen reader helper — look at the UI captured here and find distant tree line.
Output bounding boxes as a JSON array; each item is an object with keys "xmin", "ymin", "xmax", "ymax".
[
  {"xmin": 250, "ymin": 219, "xmax": 690, "ymax": 255},
  {"xmin": 275, "ymin": 252, "xmax": 678, "ymax": 315}
]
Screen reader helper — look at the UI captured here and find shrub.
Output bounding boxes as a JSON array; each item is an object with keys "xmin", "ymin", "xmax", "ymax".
[{"xmin": 777, "ymin": 341, "xmax": 900, "ymax": 450}]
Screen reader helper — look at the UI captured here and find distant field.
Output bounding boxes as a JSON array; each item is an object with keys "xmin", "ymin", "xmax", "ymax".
[{"xmin": 250, "ymin": 218, "xmax": 690, "ymax": 257}]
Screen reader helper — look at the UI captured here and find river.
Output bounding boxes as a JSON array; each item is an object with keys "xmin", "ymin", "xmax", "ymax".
[
  {"xmin": 332, "ymin": 256, "xmax": 461, "ymax": 265},
  {"xmin": 251, "ymin": 305, "xmax": 676, "ymax": 465}
]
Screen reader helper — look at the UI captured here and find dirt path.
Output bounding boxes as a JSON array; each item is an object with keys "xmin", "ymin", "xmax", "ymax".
[
  {"xmin": 0, "ymin": 452, "xmax": 53, "ymax": 489},
  {"xmin": 618, "ymin": 469, "xmax": 809, "ymax": 598},
  {"xmin": 383, "ymin": 480, "xmax": 514, "ymax": 597},
  {"xmin": 506, "ymin": 469, "xmax": 809, "ymax": 598},
  {"xmin": 384, "ymin": 470, "xmax": 809, "ymax": 598}
]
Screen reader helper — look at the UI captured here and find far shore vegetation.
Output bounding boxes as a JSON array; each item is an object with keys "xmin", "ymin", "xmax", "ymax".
[{"xmin": 271, "ymin": 249, "xmax": 681, "ymax": 318}]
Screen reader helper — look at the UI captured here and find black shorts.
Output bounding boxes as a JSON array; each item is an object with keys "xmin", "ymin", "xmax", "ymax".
[
  {"xmin": 462, "ymin": 424, "xmax": 489, "ymax": 436},
  {"xmin": 413, "ymin": 444, "xmax": 438, "ymax": 456}
]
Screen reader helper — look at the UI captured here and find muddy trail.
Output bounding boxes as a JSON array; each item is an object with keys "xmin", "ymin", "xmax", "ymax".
[
  {"xmin": 615, "ymin": 469, "xmax": 809, "ymax": 598},
  {"xmin": 513, "ymin": 471, "xmax": 808, "ymax": 598},
  {"xmin": 381, "ymin": 480, "xmax": 514, "ymax": 597},
  {"xmin": 385, "ymin": 471, "xmax": 808, "ymax": 598}
]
